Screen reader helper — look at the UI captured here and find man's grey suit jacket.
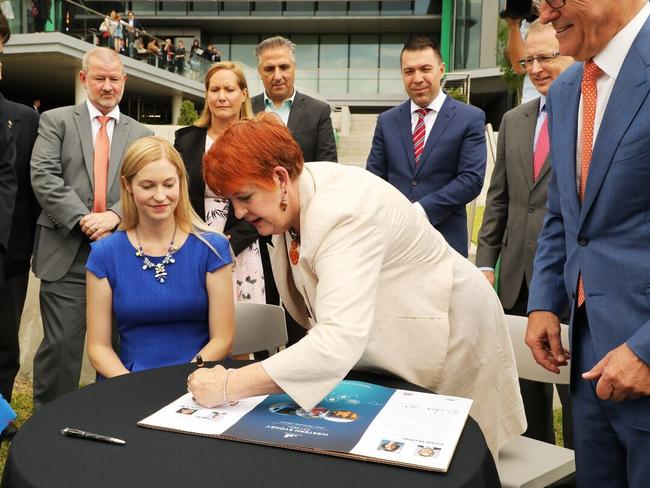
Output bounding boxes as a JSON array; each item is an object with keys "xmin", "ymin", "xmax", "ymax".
[
  {"xmin": 476, "ymin": 98, "xmax": 551, "ymax": 310},
  {"xmin": 30, "ymin": 102, "xmax": 153, "ymax": 282},
  {"xmin": 251, "ymin": 91, "xmax": 338, "ymax": 163}
]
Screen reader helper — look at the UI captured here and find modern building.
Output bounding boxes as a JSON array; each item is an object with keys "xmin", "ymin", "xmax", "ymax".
[{"xmin": 2, "ymin": 0, "xmax": 508, "ymax": 123}]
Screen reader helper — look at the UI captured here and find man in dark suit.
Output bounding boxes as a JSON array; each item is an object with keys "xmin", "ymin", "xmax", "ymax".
[
  {"xmin": 0, "ymin": 12, "xmax": 39, "ymax": 441},
  {"xmin": 30, "ymin": 47, "xmax": 152, "ymax": 409},
  {"xmin": 125, "ymin": 10, "xmax": 143, "ymax": 58},
  {"xmin": 366, "ymin": 36, "xmax": 486, "ymax": 257},
  {"xmin": 476, "ymin": 21, "xmax": 574, "ymax": 447},
  {"xmin": 251, "ymin": 36, "xmax": 337, "ymax": 163},
  {"xmin": 527, "ymin": 1, "xmax": 650, "ymax": 486}
]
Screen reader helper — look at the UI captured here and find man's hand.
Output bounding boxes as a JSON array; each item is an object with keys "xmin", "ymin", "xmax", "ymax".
[
  {"xmin": 582, "ymin": 343, "xmax": 650, "ymax": 401},
  {"xmin": 79, "ymin": 211, "xmax": 121, "ymax": 241},
  {"xmin": 482, "ymin": 270, "xmax": 495, "ymax": 287},
  {"xmin": 525, "ymin": 311, "xmax": 570, "ymax": 373}
]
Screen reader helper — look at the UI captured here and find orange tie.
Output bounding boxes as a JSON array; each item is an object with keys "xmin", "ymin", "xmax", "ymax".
[
  {"xmin": 93, "ymin": 115, "xmax": 111, "ymax": 213},
  {"xmin": 577, "ymin": 60, "xmax": 601, "ymax": 307}
]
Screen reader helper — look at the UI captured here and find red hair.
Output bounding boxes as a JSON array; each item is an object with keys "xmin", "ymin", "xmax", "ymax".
[{"xmin": 203, "ymin": 112, "xmax": 304, "ymax": 196}]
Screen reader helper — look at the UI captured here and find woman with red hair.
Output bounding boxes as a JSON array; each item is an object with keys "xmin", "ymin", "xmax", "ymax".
[{"xmin": 188, "ymin": 113, "xmax": 526, "ymax": 460}]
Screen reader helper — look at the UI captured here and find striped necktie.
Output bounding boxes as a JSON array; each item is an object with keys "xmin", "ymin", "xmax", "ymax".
[{"xmin": 413, "ymin": 108, "xmax": 431, "ymax": 165}]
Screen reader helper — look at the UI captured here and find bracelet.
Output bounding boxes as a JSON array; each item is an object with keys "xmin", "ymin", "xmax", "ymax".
[{"xmin": 223, "ymin": 368, "xmax": 236, "ymax": 406}]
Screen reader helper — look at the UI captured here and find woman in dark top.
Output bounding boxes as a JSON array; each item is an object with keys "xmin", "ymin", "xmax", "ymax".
[{"xmin": 174, "ymin": 61, "xmax": 276, "ymax": 305}]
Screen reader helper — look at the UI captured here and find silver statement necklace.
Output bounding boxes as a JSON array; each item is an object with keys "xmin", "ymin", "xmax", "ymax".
[{"xmin": 134, "ymin": 223, "xmax": 178, "ymax": 284}]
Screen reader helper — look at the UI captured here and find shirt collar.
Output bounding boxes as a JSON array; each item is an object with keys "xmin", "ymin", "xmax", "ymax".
[
  {"xmin": 593, "ymin": 2, "xmax": 650, "ymax": 80},
  {"xmin": 86, "ymin": 99, "xmax": 121, "ymax": 123},
  {"xmin": 264, "ymin": 89, "xmax": 296, "ymax": 109},
  {"xmin": 410, "ymin": 89, "xmax": 446, "ymax": 115}
]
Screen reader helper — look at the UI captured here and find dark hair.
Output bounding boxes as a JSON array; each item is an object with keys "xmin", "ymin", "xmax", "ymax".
[
  {"xmin": 400, "ymin": 35, "xmax": 442, "ymax": 64},
  {"xmin": 0, "ymin": 12, "xmax": 11, "ymax": 44}
]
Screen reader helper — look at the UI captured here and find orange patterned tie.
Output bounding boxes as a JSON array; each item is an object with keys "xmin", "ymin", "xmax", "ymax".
[
  {"xmin": 93, "ymin": 116, "xmax": 111, "ymax": 213},
  {"xmin": 577, "ymin": 60, "xmax": 601, "ymax": 307}
]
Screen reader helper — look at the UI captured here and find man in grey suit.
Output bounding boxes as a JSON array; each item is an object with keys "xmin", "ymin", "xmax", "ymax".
[
  {"xmin": 250, "ymin": 36, "xmax": 337, "ymax": 163},
  {"xmin": 476, "ymin": 22, "xmax": 574, "ymax": 447},
  {"xmin": 30, "ymin": 47, "xmax": 153, "ymax": 408}
]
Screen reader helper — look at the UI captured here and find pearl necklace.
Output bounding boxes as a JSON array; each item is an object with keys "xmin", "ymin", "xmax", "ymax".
[{"xmin": 134, "ymin": 223, "xmax": 178, "ymax": 284}]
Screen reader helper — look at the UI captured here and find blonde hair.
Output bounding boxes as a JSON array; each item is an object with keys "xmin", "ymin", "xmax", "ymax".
[
  {"xmin": 195, "ymin": 61, "xmax": 253, "ymax": 128},
  {"xmin": 119, "ymin": 137, "xmax": 229, "ymax": 258}
]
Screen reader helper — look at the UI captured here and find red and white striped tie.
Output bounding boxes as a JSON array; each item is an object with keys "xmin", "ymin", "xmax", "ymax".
[{"xmin": 413, "ymin": 108, "xmax": 430, "ymax": 165}]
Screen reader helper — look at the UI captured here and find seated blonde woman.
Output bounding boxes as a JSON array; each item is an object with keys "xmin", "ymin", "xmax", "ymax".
[
  {"xmin": 86, "ymin": 137, "xmax": 235, "ymax": 377},
  {"xmin": 188, "ymin": 114, "xmax": 526, "ymax": 460}
]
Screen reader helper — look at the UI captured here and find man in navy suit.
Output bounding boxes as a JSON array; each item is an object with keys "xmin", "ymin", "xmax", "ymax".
[
  {"xmin": 527, "ymin": 1, "xmax": 650, "ymax": 486},
  {"xmin": 366, "ymin": 36, "xmax": 486, "ymax": 257}
]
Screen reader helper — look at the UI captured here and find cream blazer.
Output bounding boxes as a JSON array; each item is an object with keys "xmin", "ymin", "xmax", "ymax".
[{"xmin": 262, "ymin": 163, "xmax": 525, "ymax": 458}]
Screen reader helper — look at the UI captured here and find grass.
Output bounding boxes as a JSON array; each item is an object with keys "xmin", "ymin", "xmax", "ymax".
[
  {"xmin": 472, "ymin": 205, "xmax": 485, "ymax": 245},
  {"xmin": 0, "ymin": 378, "xmax": 34, "ymax": 479}
]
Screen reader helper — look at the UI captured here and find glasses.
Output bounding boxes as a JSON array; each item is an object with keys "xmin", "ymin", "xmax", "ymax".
[
  {"xmin": 519, "ymin": 52, "xmax": 561, "ymax": 69},
  {"xmin": 531, "ymin": 0, "xmax": 567, "ymax": 8}
]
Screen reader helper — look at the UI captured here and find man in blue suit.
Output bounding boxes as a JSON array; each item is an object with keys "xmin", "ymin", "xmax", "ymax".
[
  {"xmin": 526, "ymin": 1, "xmax": 650, "ymax": 486},
  {"xmin": 366, "ymin": 36, "xmax": 486, "ymax": 257}
]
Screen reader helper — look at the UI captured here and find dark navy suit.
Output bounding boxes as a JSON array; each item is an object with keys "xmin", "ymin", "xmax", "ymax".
[
  {"xmin": 529, "ymin": 16, "xmax": 650, "ymax": 488},
  {"xmin": 366, "ymin": 96, "xmax": 486, "ymax": 256}
]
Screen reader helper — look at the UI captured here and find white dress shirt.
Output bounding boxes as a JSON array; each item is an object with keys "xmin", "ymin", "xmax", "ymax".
[
  {"xmin": 575, "ymin": 2, "xmax": 650, "ymax": 189},
  {"xmin": 86, "ymin": 99, "xmax": 120, "ymax": 148}
]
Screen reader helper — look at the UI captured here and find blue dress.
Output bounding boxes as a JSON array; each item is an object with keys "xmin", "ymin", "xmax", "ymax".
[{"xmin": 86, "ymin": 230, "xmax": 232, "ymax": 372}]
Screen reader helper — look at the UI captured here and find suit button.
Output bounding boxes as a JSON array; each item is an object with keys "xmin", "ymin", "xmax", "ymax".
[
  {"xmin": 528, "ymin": 207, "xmax": 535, "ymax": 214},
  {"xmin": 571, "ymin": 291, "xmax": 576, "ymax": 299},
  {"xmin": 411, "ymin": 180, "xmax": 417, "ymax": 186},
  {"xmin": 578, "ymin": 236, "xmax": 589, "ymax": 246}
]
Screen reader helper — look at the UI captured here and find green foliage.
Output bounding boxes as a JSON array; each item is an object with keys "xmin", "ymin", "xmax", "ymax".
[
  {"xmin": 445, "ymin": 86, "xmax": 468, "ymax": 103},
  {"xmin": 497, "ymin": 19, "xmax": 524, "ymax": 105},
  {"xmin": 177, "ymin": 100, "xmax": 199, "ymax": 126}
]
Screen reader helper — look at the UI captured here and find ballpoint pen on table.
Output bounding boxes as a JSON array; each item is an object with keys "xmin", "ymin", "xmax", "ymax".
[{"xmin": 61, "ymin": 427, "xmax": 126, "ymax": 445}]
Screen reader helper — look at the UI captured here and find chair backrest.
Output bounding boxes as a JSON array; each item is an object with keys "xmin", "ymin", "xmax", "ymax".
[
  {"xmin": 505, "ymin": 314, "xmax": 570, "ymax": 385},
  {"xmin": 231, "ymin": 303, "xmax": 288, "ymax": 357}
]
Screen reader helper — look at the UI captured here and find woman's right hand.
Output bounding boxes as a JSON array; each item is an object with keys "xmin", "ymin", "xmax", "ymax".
[{"xmin": 187, "ymin": 365, "xmax": 229, "ymax": 408}]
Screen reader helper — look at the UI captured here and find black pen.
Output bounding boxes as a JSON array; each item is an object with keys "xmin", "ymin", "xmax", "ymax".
[
  {"xmin": 195, "ymin": 354, "xmax": 204, "ymax": 368},
  {"xmin": 61, "ymin": 427, "xmax": 126, "ymax": 446}
]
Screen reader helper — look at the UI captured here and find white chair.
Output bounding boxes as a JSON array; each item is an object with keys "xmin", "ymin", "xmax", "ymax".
[
  {"xmin": 498, "ymin": 314, "xmax": 576, "ymax": 488},
  {"xmin": 230, "ymin": 303, "xmax": 288, "ymax": 357}
]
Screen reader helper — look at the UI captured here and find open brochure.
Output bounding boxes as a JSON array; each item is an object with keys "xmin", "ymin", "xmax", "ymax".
[{"xmin": 138, "ymin": 380, "xmax": 472, "ymax": 472}]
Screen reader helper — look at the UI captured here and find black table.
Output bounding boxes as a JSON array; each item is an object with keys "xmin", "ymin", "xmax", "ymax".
[{"xmin": 2, "ymin": 362, "xmax": 500, "ymax": 488}]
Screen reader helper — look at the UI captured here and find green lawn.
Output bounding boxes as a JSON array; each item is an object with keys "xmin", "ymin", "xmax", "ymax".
[
  {"xmin": 472, "ymin": 205, "xmax": 485, "ymax": 245},
  {"xmin": 0, "ymin": 379, "xmax": 34, "ymax": 479}
]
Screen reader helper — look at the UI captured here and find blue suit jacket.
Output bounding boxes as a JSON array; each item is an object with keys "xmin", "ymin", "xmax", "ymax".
[
  {"xmin": 528, "ymin": 17, "xmax": 650, "ymax": 429},
  {"xmin": 366, "ymin": 97, "xmax": 486, "ymax": 256}
]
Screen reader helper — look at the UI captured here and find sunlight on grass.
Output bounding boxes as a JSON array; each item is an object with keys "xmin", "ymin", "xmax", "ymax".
[
  {"xmin": 0, "ymin": 378, "xmax": 34, "ymax": 479},
  {"xmin": 472, "ymin": 206, "xmax": 485, "ymax": 245}
]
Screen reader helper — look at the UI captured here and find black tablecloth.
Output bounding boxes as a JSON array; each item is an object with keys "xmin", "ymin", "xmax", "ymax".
[{"xmin": 2, "ymin": 362, "xmax": 500, "ymax": 488}]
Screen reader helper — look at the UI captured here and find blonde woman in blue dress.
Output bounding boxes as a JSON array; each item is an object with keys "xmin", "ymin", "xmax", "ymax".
[{"xmin": 86, "ymin": 137, "xmax": 235, "ymax": 377}]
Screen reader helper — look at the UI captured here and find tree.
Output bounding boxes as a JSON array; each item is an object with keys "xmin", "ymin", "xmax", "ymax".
[{"xmin": 177, "ymin": 100, "xmax": 198, "ymax": 125}]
